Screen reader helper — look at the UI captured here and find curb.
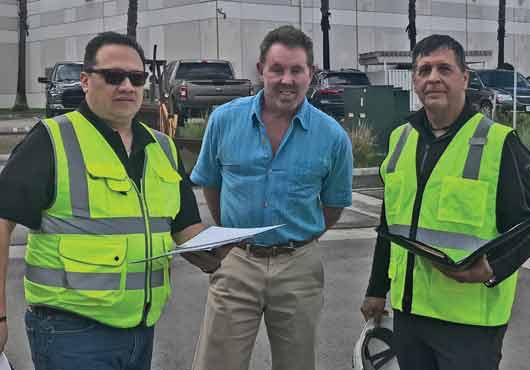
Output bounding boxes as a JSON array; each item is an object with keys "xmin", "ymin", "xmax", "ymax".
[{"xmin": 353, "ymin": 167, "xmax": 382, "ymax": 189}]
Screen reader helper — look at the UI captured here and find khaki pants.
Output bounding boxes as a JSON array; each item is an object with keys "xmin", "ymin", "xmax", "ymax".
[{"xmin": 192, "ymin": 241, "xmax": 324, "ymax": 370}]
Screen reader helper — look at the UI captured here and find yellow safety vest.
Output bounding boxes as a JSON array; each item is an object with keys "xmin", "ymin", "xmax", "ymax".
[
  {"xmin": 25, "ymin": 111, "xmax": 181, "ymax": 328},
  {"xmin": 380, "ymin": 113, "xmax": 517, "ymax": 326}
]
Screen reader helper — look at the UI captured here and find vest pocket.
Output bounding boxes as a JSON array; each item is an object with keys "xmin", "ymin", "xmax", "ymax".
[
  {"xmin": 149, "ymin": 163, "xmax": 182, "ymax": 217},
  {"xmin": 384, "ymin": 172, "xmax": 404, "ymax": 220},
  {"xmin": 150, "ymin": 235, "xmax": 173, "ymax": 307},
  {"xmin": 58, "ymin": 236, "xmax": 127, "ymax": 307},
  {"xmin": 437, "ymin": 177, "xmax": 488, "ymax": 227}
]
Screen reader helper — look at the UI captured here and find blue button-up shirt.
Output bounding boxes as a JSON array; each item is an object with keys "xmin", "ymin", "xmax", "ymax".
[{"xmin": 191, "ymin": 90, "xmax": 353, "ymax": 245}]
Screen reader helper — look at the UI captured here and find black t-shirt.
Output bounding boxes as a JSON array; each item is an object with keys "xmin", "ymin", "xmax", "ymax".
[
  {"xmin": 0, "ymin": 101, "xmax": 201, "ymax": 234},
  {"xmin": 366, "ymin": 102, "xmax": 530, "ymax": 297}
]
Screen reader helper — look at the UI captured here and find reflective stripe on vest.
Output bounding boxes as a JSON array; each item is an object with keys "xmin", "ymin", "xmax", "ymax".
[
  {"xmin": 388, "ymin": 224, "xmax": 490, "ymax": 252},
  {"xmin": 39, "ymin": 214, "xmax": 171, "ymax": 235},
  {"xmin": 463, "ymin": 117, "xmax": 493, "ymax": 179},
  {"xmin": 386, "ymin": 124, "xmax": 412, "ymax": 173},
  {"xmin": 44, "ymin": 115, "xmax": 172, "ymax": 234},
  {"xmin": 385, "ymin": 116, "xmax": 492, "ymax": 179},
  {"xmin": 26, "ymin": 265, "xmax": 164, "ymax": 290},
  {"xmin": 151, "ymin": 130, "xmax": 177, "ymax": 171}
]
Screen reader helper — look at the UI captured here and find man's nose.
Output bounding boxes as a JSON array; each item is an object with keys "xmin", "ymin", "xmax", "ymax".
[
  {"xmin": 426, "ymin": 68, "xmax": 442, "ymax": 82},
  {"xmin": 280, "ymin": 71, "xmax": 295, "ymax": 84},
  {"xmin": 117, "ymin": 77, "xmax": 136, "ymax": 90}
]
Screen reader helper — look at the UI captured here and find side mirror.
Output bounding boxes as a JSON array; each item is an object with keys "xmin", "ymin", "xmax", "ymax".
[{"xmin": 38, "ymin": 77, "xmax": 49, "ymax": 84}]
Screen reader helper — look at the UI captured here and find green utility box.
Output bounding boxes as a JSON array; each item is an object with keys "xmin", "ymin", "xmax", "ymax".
[{"xmin": 344, "ymin": 86, "xmax": 411, "ymax": 152}]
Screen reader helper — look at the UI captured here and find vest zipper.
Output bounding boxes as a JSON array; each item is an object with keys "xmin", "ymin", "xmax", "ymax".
[
  {"xmin": 402, "ymin": 143, "xmax": 430, "ymax": 313},
  {"xmin": 131, "ymin": 164, "xmax": 152, "ymax": 325}
]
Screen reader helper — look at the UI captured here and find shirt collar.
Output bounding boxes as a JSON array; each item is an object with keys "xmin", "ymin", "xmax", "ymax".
[
  {"xmin": 407, "ymin": 99, "xmax": 477, "ymax": 140},
  {"xmin": 78, "ymin": 100, "xmax": 155, "ymax": 154},
  {"xmin": 251, "ymin": 90, "xmax": 310, "ymax": 130}
]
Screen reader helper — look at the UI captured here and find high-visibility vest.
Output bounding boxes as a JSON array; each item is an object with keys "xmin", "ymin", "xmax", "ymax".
[
  {"xmin": 25, "ymin": 111, "xmax": 181, "ymax": 328},
  {"xmin": 380, "ymin": 113, "xmax": 517, "ymax": 326}
]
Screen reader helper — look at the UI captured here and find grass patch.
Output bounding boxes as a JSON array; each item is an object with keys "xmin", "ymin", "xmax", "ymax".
[{"xmin": 177, "ymin": 118, "xmax": 206, "ymax": 138}]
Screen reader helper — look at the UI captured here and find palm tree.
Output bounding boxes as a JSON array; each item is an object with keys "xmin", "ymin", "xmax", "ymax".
[
  {"xmin": 406, "ymin": 0, "xmax": 417, "ymax": 51},
  {"xmin": 497, "ymin": 0, "xmax": 506, "ymax": 68},
  {"xmin": 127, "ymin": 0, "xmax": 138, "ymax": 40},
  {"xmin": 12, "ymin": 0, "xmax": 29, "ymax": 111}
]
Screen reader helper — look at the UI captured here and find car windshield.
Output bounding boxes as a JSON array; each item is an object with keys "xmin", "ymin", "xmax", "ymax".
[
  {"xmin": 54, "ymin": 64, "xmax": 82, "ymax": 81},
  {"xmin": 477, "ymin": 70, "xmax": 530, "ymax": 89},
  {"xmin": 174, "ymin": 62, "xmax": 233, "ymax": 80},
  {"xmin": 324, "ymin": 73, "xmax": 370, "ymax": 86}
]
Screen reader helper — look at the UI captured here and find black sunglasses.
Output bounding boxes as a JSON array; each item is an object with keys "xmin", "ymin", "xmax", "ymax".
[{"xmin": 85, "ymin": 68, "xmax": 148, "ymax": 87}]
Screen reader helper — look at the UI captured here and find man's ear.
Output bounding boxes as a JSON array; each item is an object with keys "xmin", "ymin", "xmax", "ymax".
[
  {"xmin": 463, "ymin": 69, "xmax": 469, "ymax": 88},
  {"xmin": 80, "ymin": 72, "xmax": 89, "ymax": 93},
  {"xmin": 256, "ymin": 62, "xmax": 264, "ymax": 79}
]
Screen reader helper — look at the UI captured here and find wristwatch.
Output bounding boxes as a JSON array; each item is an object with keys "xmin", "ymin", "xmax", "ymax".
[{"xmin": 484, "ymin": 275, "xmax": 497, "ymax": 287}]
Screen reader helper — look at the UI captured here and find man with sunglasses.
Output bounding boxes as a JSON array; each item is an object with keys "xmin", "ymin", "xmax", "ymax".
[{"xmin": 0, "ymin": 32, "xmax": 206, "ymax": 370}]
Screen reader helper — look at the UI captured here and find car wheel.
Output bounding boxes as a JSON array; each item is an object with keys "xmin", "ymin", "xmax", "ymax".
[{"xmin": 480, "ymin": 102, "xmax": 493, "ymax": 118}]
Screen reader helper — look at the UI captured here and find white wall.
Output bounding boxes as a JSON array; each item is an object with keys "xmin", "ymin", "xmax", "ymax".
[{"xmin": 2, "ymin": 0, "xmax": 530, "ymax": 108}]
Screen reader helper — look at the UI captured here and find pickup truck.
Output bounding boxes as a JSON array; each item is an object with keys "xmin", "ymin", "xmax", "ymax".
[
  {"xmin": 161, "ymin": 59, "xmax": 252, "ymax": 124},
  {"xmin": 38, "ymin": 62, "xmax": 85, "ymax": 117}
]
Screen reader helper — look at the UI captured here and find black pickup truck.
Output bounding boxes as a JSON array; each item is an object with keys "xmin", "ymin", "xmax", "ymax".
[
  {"xmin": 38, "ymin": 62, "xmax": 85, "ymax": 117},
  {"xmin": 161, "ymin": 59, "xmax": 252, "ymax": 124}
]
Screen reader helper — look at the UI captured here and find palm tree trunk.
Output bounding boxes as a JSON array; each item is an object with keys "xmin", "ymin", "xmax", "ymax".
[
  {"xmin": 127, "ymin": 0, "xmax": 138, "ymax": 40},
  {"xmin": 406, "ymin": 0, "xmax": 417, "ymax": 51},
  {"xmin": 497, "ymin": 0, "xmax": 506, "ymax": 68},
  {"xmin": 12, "ymin": 0, "xmax": 29, "ymax": 111}
]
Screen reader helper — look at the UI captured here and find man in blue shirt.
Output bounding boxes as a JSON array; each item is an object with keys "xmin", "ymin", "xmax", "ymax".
[{"xmin": 190, "ymin": 25, "xmax": 353, "ymax": 370}]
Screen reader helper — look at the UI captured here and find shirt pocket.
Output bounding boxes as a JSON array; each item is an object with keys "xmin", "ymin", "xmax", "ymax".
[
  {"xmin": 287, "ymin": 160, "xmax": 327, "ymax": 199},
  {"xmin": 437, "ymin": 176, "xmax": 489, "ymax": 228},
  {"xmin": 58, "ymin": 236, "xmax": 127, "ymax": 307}
]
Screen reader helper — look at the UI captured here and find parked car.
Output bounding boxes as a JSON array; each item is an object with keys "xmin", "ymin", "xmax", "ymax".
[
  {"xmin": 467, "ymin": 69, "xmax": 530, "ymax": 117},
  {"xmin": 161, "ymin": 59, "xmax": 252, "ymax": 125},
  {"xmin": 307, "ymin": 69, "xmax": 371, "ymax": 120},
  {"xmin": 38, "ymin": 62, "xmax": 84, "ymax": 117}
]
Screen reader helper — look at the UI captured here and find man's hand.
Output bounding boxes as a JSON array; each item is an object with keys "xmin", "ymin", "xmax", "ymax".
[
  {"xmin": 360, "ymin": 296, "xmax": 387, "ymax": 325},
  {"xmin": 180, "ymin": 245, "xmax": 235, "ymax": 273},
  {"xmin": 180, "ymin": 251, "xmax": 220, "ymax": 273},
  {"xmin": 0, "ymin": 320, "xmax": 6, "ymax": 353},
  {"xmin": 433, "ymin": 255, "xmax": 493, "ymax": 283}
]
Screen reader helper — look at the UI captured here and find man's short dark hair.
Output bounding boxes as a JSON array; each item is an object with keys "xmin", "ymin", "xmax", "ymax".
[
  {"xmin": 259, "ymin": 25, "xmax": 314, "ymax": 67},
  {"xmin": 412, "ymin": 34, "xmax": 466, "ymax": 72},
  {"xmin": 83, "ymin": 32, "xmax": 146, "ymax": 71}
]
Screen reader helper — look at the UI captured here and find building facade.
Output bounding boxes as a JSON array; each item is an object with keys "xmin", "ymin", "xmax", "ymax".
[{"xmin": 1, "ymin": 0, "xmax": 530, "ymax": 108}]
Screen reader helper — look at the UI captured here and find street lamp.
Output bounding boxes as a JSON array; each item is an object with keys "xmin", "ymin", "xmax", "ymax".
[
  {"xmin": 320, "ymin": 0, "xmax": 330, "ymax": 70},
  {"xmin": 215, "ymin": 0, "xmax": 227, "ymax": 59}
]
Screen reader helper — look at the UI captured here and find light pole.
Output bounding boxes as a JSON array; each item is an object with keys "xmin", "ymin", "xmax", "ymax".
[
  {"xmin": 215, "ymin": 0, "xmax": 226, "ymax": 59},
  {"xmin": 355, "ymin": 0, "xmax": 359, "ymax": 68},
  {"xmin": 320, "ymin": 0, "xmax": 330, "ymax": 70}
]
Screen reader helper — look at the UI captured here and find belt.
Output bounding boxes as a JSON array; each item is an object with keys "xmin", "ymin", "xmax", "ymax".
[{"xmin": 237, "ymin": 239, "xmax": 314, "ymax": 258}]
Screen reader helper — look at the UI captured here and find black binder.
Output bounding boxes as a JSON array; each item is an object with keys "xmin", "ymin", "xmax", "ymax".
[{"xmin": 379, "ymin": 219, "xmax": 530, "ymax": 271}]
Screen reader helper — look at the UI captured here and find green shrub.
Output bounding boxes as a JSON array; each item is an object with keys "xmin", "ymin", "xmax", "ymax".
[
  {"xmin": 494, "ymin": 112, "xmax": 530, "ymax": 149},
  {"xmin": 348, "ymin": 125, "xmax": 384, "ymax": 168}
]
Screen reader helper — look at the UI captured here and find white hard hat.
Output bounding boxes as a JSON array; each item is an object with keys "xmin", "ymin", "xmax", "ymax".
[{"xmin": 352, "ymin": 316, "xmax": 399, "ymax": 370}]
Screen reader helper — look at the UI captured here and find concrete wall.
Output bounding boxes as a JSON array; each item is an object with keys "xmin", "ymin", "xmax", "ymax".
[
  {"xmin": 0, "ymin": 0, "xmax": 20, "ymax": 107},
  {"xmin": 2, "ymin": 0, "xmax": 530, "ymax": 108}
]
